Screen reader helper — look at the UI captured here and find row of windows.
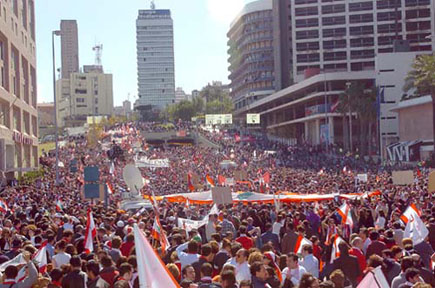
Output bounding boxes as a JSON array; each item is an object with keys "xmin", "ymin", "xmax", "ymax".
[
  {"xmin": 295, "ymin": 9, "xmax": 430, "ymax": 29},
  {"xmin": 294, "ymin": 0, "xmax": 429, "ymax": 11},
  {"xmin": 295, "ymin": 23, "xmax": 432, "ymax": 40},
  {"xmin": 296, "ymin": 61, "xmax": 374, "ymax": 72}
]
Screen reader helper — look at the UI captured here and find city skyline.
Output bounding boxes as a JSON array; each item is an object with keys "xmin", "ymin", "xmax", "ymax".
[{"xmin": 36, "ymin": 0, "xmax": 251, "ymax": 106}]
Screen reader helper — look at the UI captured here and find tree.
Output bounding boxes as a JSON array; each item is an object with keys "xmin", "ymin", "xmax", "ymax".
[
  {"xmin": 404, "ymin": 54, "xmax": 435, "ymax": 165},
  {"xmin": 339, "ymin": 82, "xmax": 376, "ymax": 155},
  {"xmin": 165, "ymin": 100, "xmax": 196, "ymax": 121},
  {"xmin": 205, "ymin": 96, "xmax": 233, "ymax": 114}
]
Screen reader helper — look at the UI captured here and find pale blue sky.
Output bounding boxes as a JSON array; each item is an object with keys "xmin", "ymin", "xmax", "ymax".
[{"xmin": 36, "ymin": 0, "xmax": 251, "ymax": 106}]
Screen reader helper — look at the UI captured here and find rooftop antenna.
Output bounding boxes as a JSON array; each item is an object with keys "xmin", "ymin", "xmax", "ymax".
[
  {"xmin": 150, "ymin": 0, "xmax": 155, "ymax": 9},
  {"xmin": 92, "ymin": 44, "xmax": 103, "ymax": 66}
]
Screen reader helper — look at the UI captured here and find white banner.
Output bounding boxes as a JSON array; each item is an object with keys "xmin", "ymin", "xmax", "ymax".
[{"xmin": 135, "ymin": 156, "xmax": 170, "ymax": 168}]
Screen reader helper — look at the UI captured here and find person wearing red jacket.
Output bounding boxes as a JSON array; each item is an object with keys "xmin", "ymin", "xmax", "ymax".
[
  {"xmin": 349, "ymin": 237, "xmax": 366, "ymax": 282},
  {"xmin": 120, "ymin": 233, "xmax": 135, "ymax": 257},
  {"xmin": 235, "ymin": 225, "xmax": 254, "ymax": 250}
]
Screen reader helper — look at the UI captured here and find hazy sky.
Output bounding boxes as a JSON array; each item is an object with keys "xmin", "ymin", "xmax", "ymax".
[{"xmin": 36, "ymin": 0, "xmax": 252, "ymax": 106}]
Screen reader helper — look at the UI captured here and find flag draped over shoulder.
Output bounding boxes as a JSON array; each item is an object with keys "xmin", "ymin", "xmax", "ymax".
[
  {"xmin": 336, "ymin": 203, "xmax": 354, "ymax": 228},
  {"xmin": 400, "ymin": 203, "xmax": 421, "ymax": 224},
  {"xmin": 133, "ymin": 224, "xmax": 180, "ymax": 288},
  {"xmin": 84, "ymin": 209, "xmax": 96, "ymax": 254},
  {"xmin": 294, "ymin": 235, "xmax": 312, "ymax": 254},
  {"xmin": 33, "ymin": 241, "xmax": 48, "ymax": 273},
  {"xmin": 330, "ymin": 235, "xmax": 345, "ymax": 264}
]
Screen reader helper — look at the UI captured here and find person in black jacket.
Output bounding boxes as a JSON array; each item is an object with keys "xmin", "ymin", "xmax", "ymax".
[
  {"xmin": 61, "ymin": 256, "xmax": 87, "ymax": 288},
  {"xmin": 332, "ymin": 242, "xmax": 361, "ymax": 287}
]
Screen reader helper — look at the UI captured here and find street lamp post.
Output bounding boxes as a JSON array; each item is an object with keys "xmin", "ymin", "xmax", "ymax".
[
  {"xmin": 52, "ymin": 30, "xmax": 61, "ymax": 185},
  {"xmin": 346, "ymin": 82, "xmax": 353, "ymax": 153}
]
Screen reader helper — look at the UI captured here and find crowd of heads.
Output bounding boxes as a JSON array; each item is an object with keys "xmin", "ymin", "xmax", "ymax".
[{"xmin": 0, "ymin": 121, "xmax": 432, "ymax": 288}]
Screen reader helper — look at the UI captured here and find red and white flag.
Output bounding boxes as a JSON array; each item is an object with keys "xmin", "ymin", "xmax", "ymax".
[
  {"xmin": 294, "ymin": 235, "xmax": 312, "ymax": 254},
  {"xmin": 151, "ymin": 216, "xmax": 170, "ymax": 253},
  {"xmin": 106, "ymin": 182, "xmax": 114, "ymax": 195},
  {"xmin": 336, "ymin": 203, "xmax": 354, "ymax": 228},
  {"xmin": 109, "ymin": 161, "xmax": 116, "ymax": 175},
  {"xmin": 205, "ymin": 174, "xmax": 215, "ymax": 187},
  {"xmin": 84, "ymin": 209, "xmax": 96, "ymax": 254},
  {"xmin": 0, "ymin": 199, "xmax": 9, "ymax": 213},
  {"xmin": 187, "ymin": 173, "xmax": 195, "ymax": 192},
  {"xmin": 133, "ymin": 224, "xmax": 180, "ymax": 288},
  {"xmin": 33, "ymin": 241, "xmax": 48, "ymax": 273},
  {"xmin": 218, "ymin": 175, "xmax": 226, "ymax": 186},
  {"xmin": 400, "ymin": 203, "xmax": 421, "ymax": 225},
  {"xmin": 403, "ymin": 210, "xmax": 429, "ymax": 246},
  {"xmin": 330, "ymin": 235, "xmax": 345, "ymax": 263}
]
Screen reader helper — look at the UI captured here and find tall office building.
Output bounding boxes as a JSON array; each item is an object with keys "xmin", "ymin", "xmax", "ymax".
[
  {"xmin": 136, "ymin": 9, "xmax": 175, "ymax": 110},
  {"xmin": 272, "ymin": 0, "xmax": 293, "ymax": 90},
  {"xmin": 60, "ymin": 20, "xmax": 79, "ymax": 79},
  {"xmin": 288, "ymin": 0, "xmax": 435, "ymax": 83},
  {"xmin": 228, "ymin": 0, "xmax": 275, "ymax": 113},
  {"xmin": 0, "ymin": 0, "xmax": 39, "ymax": 177}
]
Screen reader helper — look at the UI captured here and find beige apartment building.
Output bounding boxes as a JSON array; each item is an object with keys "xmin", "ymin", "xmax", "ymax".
[
  {"xmin": 56, "ymin": 68, "xmax": 113, "ymax": 127},
  {"xmin": 0, "ymin": 0, "xmax": 38, "ymax": 178}
]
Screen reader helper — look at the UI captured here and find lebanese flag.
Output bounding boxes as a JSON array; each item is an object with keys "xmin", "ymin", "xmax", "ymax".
[
  {"xmin": 400, "ymin": 203, "xmax": 421, "ymax": 225},
  {"xmin": 416, "ymin": 168, "xmax": 421, "ymax": 177},
  {"xmin": 330, "ymin": 235, "xmax": 345, "ymax": 263},
  {"xmin": 187, "ymin": 173, "xmax": 195, "ymax": 192},
  {"xmin": 263, "ymin": 172, "xmax": 270, "ymax": 184},
  {"xmin": 218, "ymin": 175, "xmax": 226, "ymax": 186},
  {"xmin": 404, "ymin": 211, "xmax": 429, "ymax": 245},
  {"xmin": 0, "ymin": 199, "xmax": 9, "ymax": 213},
  {"xmin": 294, "ymin": 235, "xmax": 312, "ymax": 254},
  {"xmin": 106, "ymin": 182, "xmax": 114, "ymax": 195},
  {"xmin": 234, "ymin": 134, "xmax": 241, "ymax": 143},
  {"xmin": 56, "ymin": 199, "xmax": 64, "ymax": 212},
  {"xmin": 336, "ymin": 203, "xmax": 354, "ymax": 228},
  {"xmin": 33, "ymin": 240, "xmax": 48, "ymax": 273},
  {"xmin": 151, "ymin": 216, "xmax": 170, "ymax": 253},
  {"xmin": 133, "ymin": 224, "xmax": 180, "ymax": 288},
  {"xmin": 109, "ymin": 161, "xmax": 116, "ymax": 176},
  {"xmin": 84, "ymin": 209, "xmax": 97, "ymax": 254},
  {"xmin": 330, "ymin": 100, "xmax": 340, "ymax": 113},
  {"xmin": 206, "ymin": 174, "xmax": 215, "ymax": 187}
]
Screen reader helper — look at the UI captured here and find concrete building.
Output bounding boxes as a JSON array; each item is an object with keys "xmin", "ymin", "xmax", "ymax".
[
  {"xmin": 123, "ymin": 100, "xmax": 132, "ymax": 117},
  {"xmin": 375, "ymin": 51, "xmax": 432, "ymax": 159},
  {"xmin": 228, "ymin": 0, "xmax": 275, "ymax": 113},
  {"xmin": 240, "ymin": 0, "xmax": 435, "ymax": 151},
  {"xmin": 60, "ymin": 20, "xmax": 79, "ymax": 79},
  {"xmin": 242, "ymin": 71, "xmax": 374, "ymax": 147},
  {"xmin": 136, "ymin": 9, "xmax": 175, "ymax": 111},
  {"xmin": 56, "ymin": 69, "xmax": 113, "ymax": 127},
  {"xmin": 175, "ymin": 87, "xmax": 187, "ymax": 103},
  {"xmin": 287, "ymin": 0, "xmax": 435, "ymax": 84},
  {"xmin": 37, "ymin": 103, "xmax": 55, "ymax": 127},
  {"xmin": 0, "ymin": 0, "xmax": 39, "ymax": 177},
  {"xmin": 389, "ymin": 96, "xmax": 433, "ymax": 161}
]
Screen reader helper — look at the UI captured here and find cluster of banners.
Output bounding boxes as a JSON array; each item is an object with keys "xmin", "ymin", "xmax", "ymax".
[
  {"xmin": 150, "ymin": 190, "xmax": 381, "ymax": 205},
  {"xmin": 135, "ymin": 156, "xmax": 170, "ymax": 168}
]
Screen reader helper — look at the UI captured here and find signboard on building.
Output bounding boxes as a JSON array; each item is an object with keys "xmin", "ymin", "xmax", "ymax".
[
  {"xmin": 12, "ymin": 131, "xmax": 34, "ymax": 145},
  {"xmin": 246, "ymin": 113, "xmax": 260, "ymax": 124},
  {"xmin": 205, "ymin": 114, "xmax": 233, "ymax": 125}
]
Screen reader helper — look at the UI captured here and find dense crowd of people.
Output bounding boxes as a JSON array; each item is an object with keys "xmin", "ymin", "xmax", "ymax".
[{"xmin": 0, "ymin": 121, "xmax": 433, "ymax": 288}]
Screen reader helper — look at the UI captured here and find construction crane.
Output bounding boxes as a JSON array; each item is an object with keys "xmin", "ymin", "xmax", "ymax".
[{"xmin": 92, "ymin": 44, "xmax": 103, "ymax": 66}]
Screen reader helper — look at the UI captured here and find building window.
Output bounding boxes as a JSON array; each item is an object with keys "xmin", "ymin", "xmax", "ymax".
[
  {"xmin": 76, "ymin": 98, "xmax": 85, "ymax": 103},
  {"xmin": 322, "ymin": 4, "xmax": 345, "ymax": 14},
  {"xmin": 0, "ymin": 101, "xmax": 9, "ymax": 128},
  {"xmin": 405, "ymin": 9, "xmax": 430, "ymax": 19},
  {"xmin": 75, "ymin": 89, "xmax": 87, "ymax": 94},
  {"xmin": 322, "ymin": 27, "xmax": 346, "ymax": 37},
  {"xmin": 23, "ymin": 112, "xmax": 30, "ymax": 134},
  {"xmin": 32, "ymin": 115, "xmax": 37, "ymax": 136},
  {"xmin": 349, "ymin": 2, "xmax": 373, "ymax": 12},
  {"xmin": 13, "ymin": 107, "xmax": 20, "ymax": 131},
  {"xmin": 322, "ymin": 16, "xmax": 345, "ymax": 26},
  {"xmin": 349, "ymin": 13, "xmax": 373, "ymax": 23},
  {"xmin": 11, "ymin": 47, "xmax": 19, "ymax": 97}
]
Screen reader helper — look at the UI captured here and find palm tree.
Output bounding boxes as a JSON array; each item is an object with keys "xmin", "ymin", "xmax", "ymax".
[
  {"xmin": 404, "ymin": 54, "xmax": 435, "ymax": 165},
  {"xmin": 339, "ymin": 82, "xmax": 376, "ymax": 156}
]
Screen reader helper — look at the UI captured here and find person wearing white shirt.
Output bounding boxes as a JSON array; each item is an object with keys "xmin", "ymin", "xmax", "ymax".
[
  {"xmin": 176, "ymin": 240, "xmax": 200, "ymax": 269},
  {"xmin": 375, "ymin": 211, "xmax": 386, "ymax": 229},
  {"xmin": 281, "ymin": 252, "xmax": 307, "ymax": 287},
  {"xmin": 233, "ymin": 249, "xmax": 251, "ymax": 283},
  {"xmin": 52, "ymin": 240, "xmax": 71, "ymax": 269},
  {"xmin": 272, "ymin": 215, "xmax": 284, "ymax": 239},
  {"xmin": 300, "ymin": 245, "xmax": 319, "ymax": 278},
  {"xmin": 205, "ymin": 214, "xmax": 217, "ymax": 242}
]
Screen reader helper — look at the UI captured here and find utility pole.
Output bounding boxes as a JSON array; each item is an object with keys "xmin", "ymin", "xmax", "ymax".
[{"xmin": 346, "ymin": 82, "xmax": 353, "ymax": 153}]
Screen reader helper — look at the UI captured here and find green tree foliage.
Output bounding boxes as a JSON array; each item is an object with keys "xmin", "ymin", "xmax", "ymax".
[{"xmin": 339, "ymin": 82, "xmax": 376, "ymax": 155}]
